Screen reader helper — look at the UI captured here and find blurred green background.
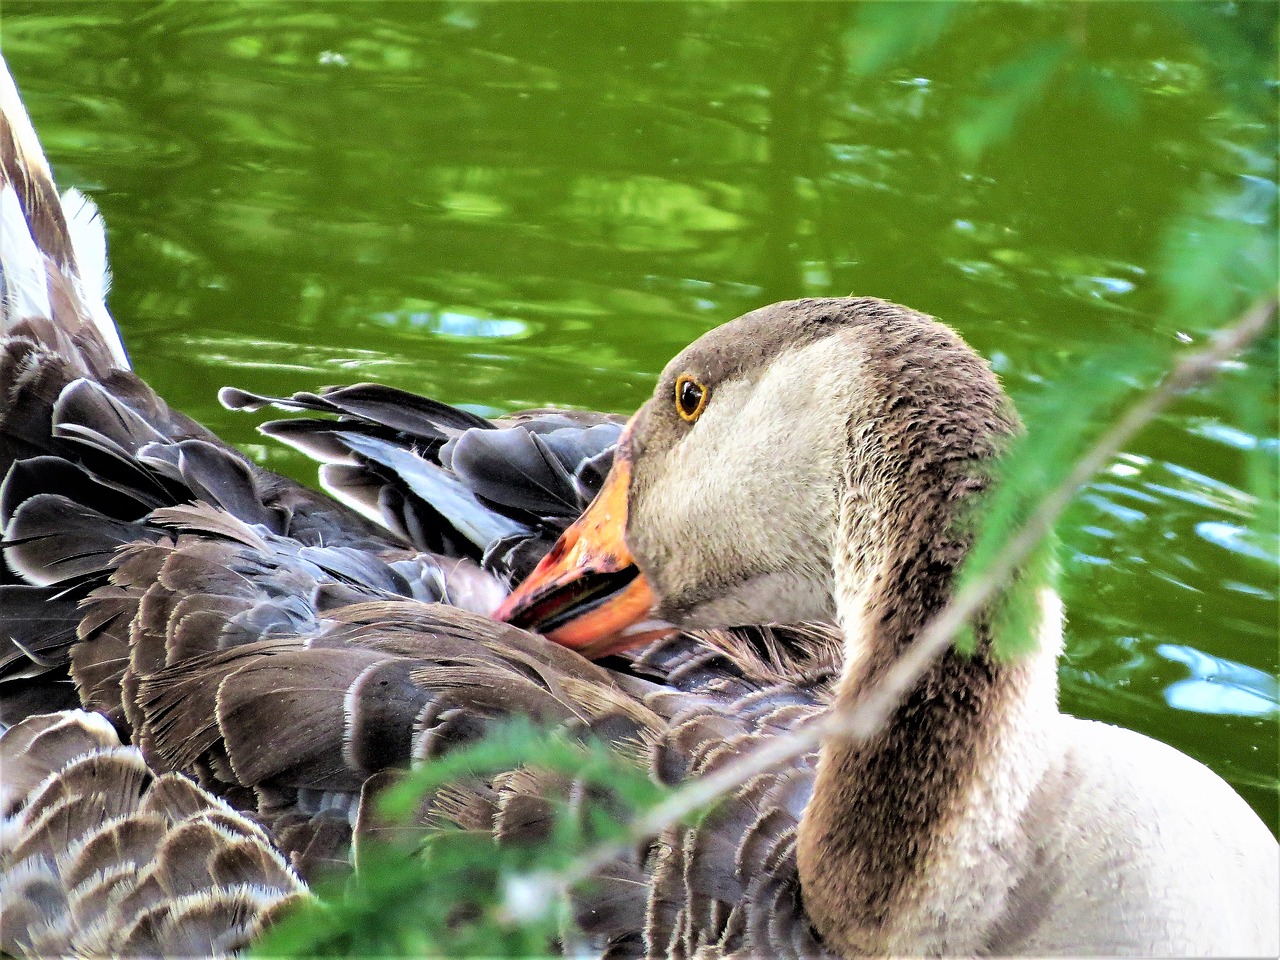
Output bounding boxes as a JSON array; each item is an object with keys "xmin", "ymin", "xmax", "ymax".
[{"xmin": 2, "ymin": 1, "xmax": 1276, "ymax": 830}]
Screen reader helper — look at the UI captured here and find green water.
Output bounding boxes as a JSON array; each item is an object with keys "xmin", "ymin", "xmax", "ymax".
[{"xmin": 3, "ymin": 3, "xmax": 1276, "ymax": 831}]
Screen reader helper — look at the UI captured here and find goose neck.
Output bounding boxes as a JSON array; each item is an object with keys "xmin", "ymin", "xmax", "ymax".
[{"xmin": 796, "ymin": 473, "xmax": 1063, "ymax": 955}]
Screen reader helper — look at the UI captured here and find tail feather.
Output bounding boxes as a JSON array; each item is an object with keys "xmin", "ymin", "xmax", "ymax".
[{"xmin": 0, "ymin": 54, "xmax": 126, "ymax": 372}]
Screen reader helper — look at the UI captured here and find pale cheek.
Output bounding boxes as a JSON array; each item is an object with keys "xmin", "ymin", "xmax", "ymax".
[{"xmin": 629, "ymin": 458, "xmax": 836, "ymax": 621}]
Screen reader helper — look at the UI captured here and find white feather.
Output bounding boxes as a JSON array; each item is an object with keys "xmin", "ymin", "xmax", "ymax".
[
  {"xmin": 0, "ymin": 185, "xmax": 51, "ymax": 327},
  {"xmin": 61, "ymin": 187, "xmax": 128, "ymax": 369}
]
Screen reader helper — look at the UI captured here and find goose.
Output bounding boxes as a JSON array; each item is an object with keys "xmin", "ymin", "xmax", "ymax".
[
  {"xmin": 1, "ymin": 54, "xmax": 1277, "ymax": 959},
  {"xmin": 495, "ymin": 295, "xmax": 1280, "ymax": 955}
]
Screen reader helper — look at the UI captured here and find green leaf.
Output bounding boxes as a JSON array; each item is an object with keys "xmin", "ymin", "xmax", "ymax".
[
  {"xmin": 843, "ymin": 1, "xmax": 961, "ymax": 77},
  {"xmin": 953, "ymin": 40, "xmax": 1071, "ymax": 162},
  {"xmin": 1160, "ymin": 180, "xmax": 1279, "ymax": 331}
]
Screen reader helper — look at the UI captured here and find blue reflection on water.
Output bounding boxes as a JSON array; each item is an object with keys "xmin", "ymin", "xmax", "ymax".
[
  {"xmin": 1188, "ymin": 419, "xmax": 1278, "ymax": 453},
  {"xmin": 1080, "ymin": 492, "xmax": 1147, "ymax": 525},
  {"xmin": 375, "ymin": 309, "xmax": 526, "ymax": 338},
  {"xmin": 1158, "ymin": 643, "xmax": 1279, "ymax": 717},
  {"xmin": 1195, "ymin": 521, "xmax": 1280, "ymax": 565}
]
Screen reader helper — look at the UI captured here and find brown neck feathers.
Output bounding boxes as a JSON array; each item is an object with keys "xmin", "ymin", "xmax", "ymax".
[{"xmin": 796, "ymin": 310, "xmax": 1023, "ymax": 955}]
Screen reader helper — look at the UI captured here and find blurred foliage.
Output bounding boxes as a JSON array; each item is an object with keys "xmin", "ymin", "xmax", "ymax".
[
  {"xmin": 5, "ymin": 0, "xmax": 1277, "ymax": 953},
  {"xmin": 916, "ymin": 2, "xmax": 1278, "ymax": 656}
]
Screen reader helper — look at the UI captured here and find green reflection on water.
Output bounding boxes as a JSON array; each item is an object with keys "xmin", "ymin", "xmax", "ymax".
[{"xmin": 4, "ymin": 1, "xmax": 1276, "ymax": 829}]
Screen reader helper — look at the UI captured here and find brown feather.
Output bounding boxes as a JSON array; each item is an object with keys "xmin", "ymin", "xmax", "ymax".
[
  {"xmin": 0, "ymin": 709, "xmax": 118, "ymax": 813},
  {"xmin": 62, "ymin": 814, "xmax": 166, "ymax": 890}
]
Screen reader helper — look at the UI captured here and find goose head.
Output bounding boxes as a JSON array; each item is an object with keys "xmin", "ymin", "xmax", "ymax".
[{"xmin": 498, "ymin": 296, "xmax": 1018, "ymax": 658}]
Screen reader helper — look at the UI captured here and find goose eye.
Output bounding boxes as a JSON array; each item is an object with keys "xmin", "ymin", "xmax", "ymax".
[{"xmin": 675, "ymin": 374, "xmax": 708, "ymax": 422}]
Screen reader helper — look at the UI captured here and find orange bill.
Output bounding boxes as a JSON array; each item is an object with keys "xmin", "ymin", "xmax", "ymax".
[{"xmin": 493, "ymin": 425, "xmax": 673, "ymax": 657}]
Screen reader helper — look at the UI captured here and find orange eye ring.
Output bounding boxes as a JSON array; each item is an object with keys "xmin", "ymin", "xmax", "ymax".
[{"xmin": 675, "ymin": 373, "xmax": 708, "ymax": 422}]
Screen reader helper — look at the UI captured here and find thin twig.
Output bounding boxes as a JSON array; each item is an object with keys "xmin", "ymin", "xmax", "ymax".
[{"xmin": 508, "ymin": 297, "xmax": 1277, "ymax": 910}]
